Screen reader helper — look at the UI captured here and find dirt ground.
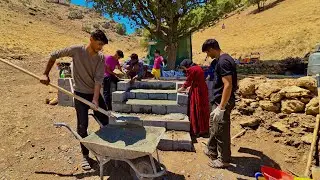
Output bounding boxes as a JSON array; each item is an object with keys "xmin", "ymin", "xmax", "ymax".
[{"xmin": 0, "ymin": 56, "xmax": 312, "ymax": 180}]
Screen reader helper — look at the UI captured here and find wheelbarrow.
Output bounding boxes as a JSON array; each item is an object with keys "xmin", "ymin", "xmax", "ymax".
[{"xmin": 54, "ymin": 122, "xmax": 167, "ymax": 180}]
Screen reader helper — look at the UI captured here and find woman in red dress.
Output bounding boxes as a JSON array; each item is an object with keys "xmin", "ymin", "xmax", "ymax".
[{"xmin": 178, "ymin": 59, "xmax": 210, "ymax": 136}]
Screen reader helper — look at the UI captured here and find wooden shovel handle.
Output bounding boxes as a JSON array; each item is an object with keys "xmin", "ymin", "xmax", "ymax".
[{"xmin": 304, "ymin": 74, "xmax": 320, "ymax": 177}]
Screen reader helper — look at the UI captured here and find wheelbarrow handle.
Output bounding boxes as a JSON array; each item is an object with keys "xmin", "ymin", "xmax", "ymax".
[{"xmin": 54, "ymin": 123, "xmax": 82, "ymax": 140}]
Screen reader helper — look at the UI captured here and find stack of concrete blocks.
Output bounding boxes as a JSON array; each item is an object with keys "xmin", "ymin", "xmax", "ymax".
[
  {"xmin": 57, "ymin": 78, "xmax": 74, "ymax": 107},
  {"xmin": 111, "ymin": 80, "xmax": 193, "ymax": 151},
  {"xmin": 112, "ymin": 81, "xmax": 188, "ymax": 115},
  {"xmin": 176, "ymin": 80, "xmax": 213, "ymax": 102}
]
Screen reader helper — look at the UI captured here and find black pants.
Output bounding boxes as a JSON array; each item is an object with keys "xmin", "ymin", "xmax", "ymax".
[
  {"xmin": 207, "ymin": 101, "xmax": 235, "ymax": 163},
  {"xmin": 103, "ymin": 76, "xmax": 119, "ymax": 110},
  {"xmin": 74, "ymin": 91, "xmax": 109, "ymax": 156}
]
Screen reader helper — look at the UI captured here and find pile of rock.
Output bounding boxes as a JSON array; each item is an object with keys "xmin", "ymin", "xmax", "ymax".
[{"xmin": 238, "ymin": 76, "xmax": 318, "ymax": 115}]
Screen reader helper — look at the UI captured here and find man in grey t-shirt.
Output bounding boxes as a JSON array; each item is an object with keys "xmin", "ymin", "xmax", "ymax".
[{"xmin": 40, "ymin": 30, "xmax": 109, "ymax": 171}]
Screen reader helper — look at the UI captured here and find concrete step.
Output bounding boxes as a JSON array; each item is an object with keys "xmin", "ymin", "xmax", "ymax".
[
  {"xmin": 111, "ymin": 113, "xmax": 190, "ymax": 131},
  {"xmin": 113, "ymin": 99, "xmax": 187, "ymax": 114},
  {"xmin": 117, "ymin": 80, "xmax": 177, "ymax": 91},
  {"xmin": 158, "ymin": 131, "xmax": 193, "ymax": 151},
  {"xmin": 126, "ymin": 99, "xmax": 177, "ymax": 105},
  {"xmin": 127, "ymin": 89, "xmax": 177, "ymax": 100}
]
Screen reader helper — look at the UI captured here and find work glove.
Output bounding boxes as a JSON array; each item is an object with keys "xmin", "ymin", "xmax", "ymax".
[{"xmin": 210, "ymin": 106, "xmax": 225, "ymax": 122}]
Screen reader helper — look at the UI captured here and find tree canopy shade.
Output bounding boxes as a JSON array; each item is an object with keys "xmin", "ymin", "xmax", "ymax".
[{"xmin": 87, "ymin": 0, "xmax": 237, "ymax": 69}]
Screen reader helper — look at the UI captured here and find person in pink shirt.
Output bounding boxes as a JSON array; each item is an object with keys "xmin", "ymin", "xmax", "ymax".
[
  {"xmin": 103, "ymin": 50, "xmax": 124, "ymax": 110},
  {"xmin": 151, "ymin": 49, "xmax": 164, "ymax": 80}
]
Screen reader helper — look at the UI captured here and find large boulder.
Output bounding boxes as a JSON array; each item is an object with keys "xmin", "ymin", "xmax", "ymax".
[
  {"xmin": 279, "ymin": 86, "xmax": 311, "ymax": 99},
  {"xmin": 281, "ymin": 100, "xmax": 305, "ymax": 114},
  {"xmin": 270, "ymin": 92, "xmax": 283, "ymax": 103},
  {"xmin": 259, "ymin": 101, "xmax": 280, "ymax": 112},
  {"xmin": 237, "ymin": 100, "xmax": 255, "ymax": 115},
  {"xmin": 243, "ymin": 98, "xmax": 256, "ymax": 105},
  {"xmin": 250, "ymin": 102, "xmax": 259, "ymax": 108},
  {"xmin": 270, "ymin": 121, "xmax": 288, "ymax": 133},
  {"xmin": 68, "ymin": 10, "xmax": 84, "ymax": 20},
  {"xmin": 296, "ymin": 76, "xmax": 317, "ymax": 94},
  {"xmin": 300, "ymin": 97, "xmax": 311, "ymax": 104},
  {"xmin": 256, "ymin": 83, "xmax": 281, "ymax": 99},
  {"xmin": 239, "ymin": 117, "xmax": 261, "ymax": 128},
  {"xmin": 238, "ymin": 78, "xmax": 256, "ymax": 97},
  {"xmin": 305, "ymin": 97, "xmax": 319, "ymax": 115}
]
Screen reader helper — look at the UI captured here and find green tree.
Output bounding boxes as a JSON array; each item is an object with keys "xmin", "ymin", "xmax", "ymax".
[
  {"xmin": 115, "ymin": 23, "xmax": 126, "ymax": 35},
  {"xmin": 87, "ymin": 0, "xmax": 237, "ymax": 69}
]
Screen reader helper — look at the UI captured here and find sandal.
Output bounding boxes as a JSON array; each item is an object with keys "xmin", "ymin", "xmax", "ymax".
[
  {"xmin": 81, "ymin": 157, "xmax": 91, "ymax": 171},
  {"xmin": 208, "ymin": 159, "xmax": 230, "ymax": 169},
  {"xmin": 203, "ymin": 148, "xmax": 217, "ymax": 160}
]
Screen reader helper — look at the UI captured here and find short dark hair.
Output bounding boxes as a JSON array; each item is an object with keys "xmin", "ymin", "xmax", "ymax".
[
  {"xmin": 116, "ymin": 50, "xmax": 124, "ymax": 58},
  {"xmin": 91, "ymin": 29, "xmax": 108, "ymax": 44},
  {"xmin": 130, "ymin": 53, "xmax": 138, "ymax": 60},
  {"xmin": 202, "ymin": 39, "xmax": 220, "ymax": 52},
  {"xmin": 155, "ymin": 49, "xmax": 160, "ymax": 54}
]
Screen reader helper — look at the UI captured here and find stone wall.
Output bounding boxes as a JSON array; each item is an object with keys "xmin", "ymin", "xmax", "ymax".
[
  {"xmin": 237, "ymin": 57, "xmax": 307, "ymax": 75},
  {"xmin": 238, "ymin": 76, "xmax": 318, "ymax": 115}
]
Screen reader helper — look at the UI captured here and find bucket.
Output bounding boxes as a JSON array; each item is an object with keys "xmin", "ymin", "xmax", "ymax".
[{"xmin": 261, "ymin": 166, "xmax": 294, "ymax": 180}]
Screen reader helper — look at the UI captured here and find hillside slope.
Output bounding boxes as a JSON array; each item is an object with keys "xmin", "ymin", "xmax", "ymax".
[
  {"xmin": 193, "ymin": 0, "xmax": 320, "ymax": 64},
  {"xmin": 0, "ymin": 0, "xmax": 145, "ymax": 62}
]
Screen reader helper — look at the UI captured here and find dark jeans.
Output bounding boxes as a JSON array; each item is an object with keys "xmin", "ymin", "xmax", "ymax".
[
  {"xmin": 207, "ymin": 100, "xmax": 235, "ymax": 163},
  {"xmin": 74, "ymin": 91, "xmax": 109, "ymax": 156},
  {"xmin": 103, "ymin": 75, "xmax": 119, "ymax": 110}
]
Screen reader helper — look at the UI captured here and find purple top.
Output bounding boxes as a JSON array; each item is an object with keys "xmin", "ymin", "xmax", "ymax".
[{"xmin": 104, "ymin": 55, "xmax": 120, "ymax": 77}]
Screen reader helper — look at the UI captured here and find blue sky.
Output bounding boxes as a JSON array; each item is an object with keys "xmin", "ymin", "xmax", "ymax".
[{"xmin": 71, "ymin": 0, "xmax": 136, "ymax": 34}]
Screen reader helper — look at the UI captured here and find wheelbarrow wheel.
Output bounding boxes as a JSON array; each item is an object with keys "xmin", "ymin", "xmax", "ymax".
[{"xmin": 130, "ymin": 156, "xmax": 161, "ymax": 180}]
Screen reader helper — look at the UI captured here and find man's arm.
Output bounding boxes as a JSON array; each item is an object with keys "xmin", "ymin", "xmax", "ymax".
[
  {"xmin": 92, "ymin": 83, "xmax": 101, "ymax": 104},
  {"xmin": 123, "ymin": 60, "xmax": 130, "ymax": 69},
  {"xmin": 43, "ymin": 59, "xmax": 56, "ymax": 76},
  {"xmin": 219, "ymin": 75, "xmax": 232, "ymax": 109},
  {"xmin": 117, "ymin": 64, "xmax": 124, "ymax": 72},
  {"xmin": 92, "ymin": 59, "xmax": 105, "ymax": 109},
  {"xmin": 40, "ymin": 46, "xmax": 76, "ymax": 85},
  {"xmin": 105, "ymin": 65, "xmax": 119, "ymax": 78}
]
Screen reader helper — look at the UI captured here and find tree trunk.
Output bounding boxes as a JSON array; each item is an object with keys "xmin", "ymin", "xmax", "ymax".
[
  {"xmin": 166, "ymin": 43, "xmax": 178, "ymax": 70},
  {"xmin": 165, "ymin": 17, "xmax": 179, "ymax": 70},
  {"xmin": 257, "ymin": 2, "xmax": 261, "ymax": 11}
]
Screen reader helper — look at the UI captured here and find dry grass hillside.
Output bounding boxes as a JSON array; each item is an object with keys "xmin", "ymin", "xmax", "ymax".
[
  {"xmin": 0, "ymin": 0, "xmax": 145, "ymax": 62},
  {"xmin": 193, "ymin": 0, "xmax": 320, "ymax": 65}
]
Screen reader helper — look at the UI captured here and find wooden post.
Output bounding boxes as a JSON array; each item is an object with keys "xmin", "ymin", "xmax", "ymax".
[{"xmin": 304, "ymin": 74, "xmax": 320, "ymax": 177}]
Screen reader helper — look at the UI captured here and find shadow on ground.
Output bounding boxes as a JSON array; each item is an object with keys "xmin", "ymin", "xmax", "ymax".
[
  {"xmin": 227, "ymin": 147, "xmax": 281, "ymax": 177},
  {"xmin": 35, "ymin": 158, "xmax": 185, "ymax": 179}
]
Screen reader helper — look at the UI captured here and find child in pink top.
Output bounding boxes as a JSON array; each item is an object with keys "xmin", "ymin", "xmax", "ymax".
[{"xmin": 151, "ymin": 49, "xmax": 164, "ymax": 80}]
